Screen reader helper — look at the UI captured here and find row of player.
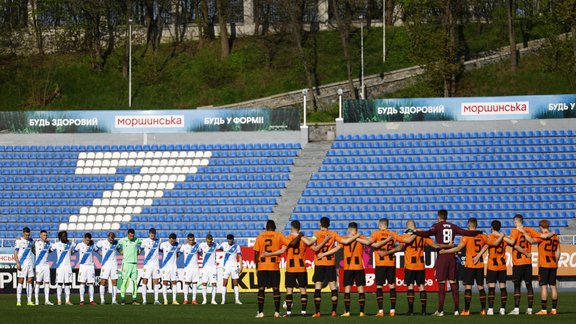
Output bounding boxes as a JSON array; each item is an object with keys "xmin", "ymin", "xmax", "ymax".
[
  {"xmin": 251, "ymin": 211, "xmax": 560, "ymax": 317},
  {"xmin": 14, "ymin": 228, "xmax": 243, "ymax": 306},
  {"xmin": 13, "ymin": 210, "xmax": 560, "ymax": 318}
]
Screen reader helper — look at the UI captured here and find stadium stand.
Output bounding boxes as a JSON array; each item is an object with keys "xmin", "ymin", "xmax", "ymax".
[
  {"xmin": 289, "ymin": 130, "xmax": 576, "ymax": 236},
  {"xmin": 0, "ymin": 143, "xmax": 301, "ymax": 244}
]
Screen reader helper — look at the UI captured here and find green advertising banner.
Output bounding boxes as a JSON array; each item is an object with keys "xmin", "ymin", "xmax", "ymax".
[
  {"xmin": 345, "ymin": 94, "xmax": 576, "ymax": 123},
  {"xmin": 0, "ymin": 108, "xmax": 300, "ymax": 134}
]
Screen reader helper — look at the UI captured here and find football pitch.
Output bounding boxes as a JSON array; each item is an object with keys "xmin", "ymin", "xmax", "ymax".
[{"xmin": 2, "ymin": 292, "xmax": 575, "ymax": 323}]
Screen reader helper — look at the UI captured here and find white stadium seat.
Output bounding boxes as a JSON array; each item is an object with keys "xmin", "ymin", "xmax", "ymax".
[
  {"xmin": 78, "ymin": 215, "xmax": 87, "ymax": 223},
  {"xmin": 104, "ymin": 215, "xmax": 113, "ymax": 222},
  {"xmin": 69, "ymin": 215, "xmax": 78, "ymax": 223},
  {"xmin": 94, "ymin": 223, "xmax": 103, "ymax": 231},
  {"xmin": 102, "ymin": 223, "xmax": 111, "ymax": 230},
  {"xmin": 77, "ymin": 223, "xmax": 85, "ymax": 231},
  {"xmin": 78, "ymin": 152, "xmax": 87, "ymax": 159},
  {"xmin": 111, "ymin": 223, "xmax": 120, "ymax": 230},
  {"xmin": 96, "ymin": 215, "xmax": 104, "ymax": 223},
  {"xmin": 93, "ymin": 199, "xmax": 101, "ymax": 206},
  {"xmin": 112, "ymin": 152, "xmax": 121, "ymax": 159},
  {"xmin": 95, "ymin": 152, "xmax": 104, "ymax": 159},
  {"xmin": 85, "ymin": 223, "xmax": 94, "ymax": 231},
  {"xmin": 68, "ymin": 223, "xmax": 77, "ymax": 230},
  {"xmin": 87, "ymin": 152, "xmax": 95, "ymax": 159},
  {"xmin": 87, "ymin": 215, "xmax": 95, "ymax": 223},
  {"xmin": 59, "ymin": 224, "xmax": 68, "ymax": 231}
]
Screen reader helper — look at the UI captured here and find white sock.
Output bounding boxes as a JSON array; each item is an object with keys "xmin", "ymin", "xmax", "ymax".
[
  {"xmin": 221, "ymin": 286, "xmax": 226, "ymax": 303},
  {"xmin": 234, "ymin": 286, "xmax": 239, "ymax": 301},
  {"xmin": 192, "ymin": 284, "xmax": 197, "ymax": 301},
  {"xmin": 172, "ymin": 286, "xmax": 177, "ymax": 302},
  {"xmin": 27, "ymin": 283, "xmax": 32, "ymax": 303},
  {"xmin": 79, "ymin": 285, "xmax": 85, "ymax": 302},
  {"xmin": 141, "ymin": 284, "xmax": 147, "ymax": 303},
  {"xmin": 163, "ymin": 285, "xmax": 168, "ymax": 302},
  {"xmin": 153, "ymin": 284, "xmax": 159, "ymax": 302},
  {"xmin": 57, "ymin": 285, "xmax": 62, "ymax": 302},
  {"xmin": 35, "ymin": 284, "xmax": 40, "ymax": 304},
  {"xmin": 183, "ymin": 284, "xmax": 189, "ymax": 301},
  {"xmin": 89, "ymin": 285, "xmax": 94, "ymax": 302},
  {"xmin": 202, "ymin": 285, "xmax": 207, "ymax": 302},
  {"xmin": 16, "ymin": 283, "xmax": 22, "ymax": 303},
  {"xmin": 211, "ymin": 286, "xmax": 216, "ymax": 302},
  {"xmin": 112, "ymin": 286, "xmax": 117, "ymax": 302},
  {"xmin": 65, "ymin": 285, "xmax": 70, "ymax": 302},
  {"xmin": 100, "ymin": 285, "xmax": 106, "ymax": 303},
  {"xmin": 44, "ymin": 284, "xmax": 50, "ymax": 303}
]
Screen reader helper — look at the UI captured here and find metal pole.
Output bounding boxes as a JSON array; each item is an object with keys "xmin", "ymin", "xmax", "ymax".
[
  {"xmin": 383, "ymin": 0, "xmax": 386, "ymax": 63},
  {"xmin": 128, "ymin": 19, "xmax": 132, "ymax": 108},
  {"xmin": 360, "ymin": 15, "xmax": 365, "ymax": 100},
  {"xmin": 339, "ymin": 94, "xmax": 343, "ymax": 119},
  {"xmin": 303, "ymin": 93, "xmax": 307, "ymax": 127}
]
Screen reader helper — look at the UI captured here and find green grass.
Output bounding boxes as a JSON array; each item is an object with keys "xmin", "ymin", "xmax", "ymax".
[
  {"xmin": 0, "ymin": 22, "xmax": 528, "ymax": 111},
  {"xmin": 385, "ymin": 53, "xmax": 576, "ymax": 100},
  {"xmin": 2, "ymin": 292, "xmax": 576, "ymax": 323}
]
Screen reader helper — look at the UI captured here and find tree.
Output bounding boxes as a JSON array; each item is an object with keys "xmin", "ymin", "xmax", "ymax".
[
  {"xmin": 507, "ymin": 0, "xmax": 517, "ymax": 71},
  {"xmin": 215, "ymin": 0, "xmax": 230, "ymax": 58},
  {"xmin": 403, "ymin": 0, "xmax": 467, "ymax": 97},
  {"xmin": 331, "ymin": 0, "xmax": 362, "ymax": 99}
]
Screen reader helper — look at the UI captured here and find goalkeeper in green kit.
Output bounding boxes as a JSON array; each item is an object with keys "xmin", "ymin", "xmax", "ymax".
[{"xmin": 118, "ymin": 229, "xmax": 142, "ymax": 305}]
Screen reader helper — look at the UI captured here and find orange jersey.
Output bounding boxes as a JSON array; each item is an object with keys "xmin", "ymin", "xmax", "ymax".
[
  {"xmin": 536, "ymin": 234, "xmax": 560, "ymax": 268},
  {"xmin": 253, "ymin": 231, "xmax": 288, "ymax": 271},
  {"xmin": 462, "ymin": 234, "xmax": 488, "ymax": 269},
  {"xmin": 486, "ymin": 232, "xmax": 507, "ymax": 271},
  {"xmin": 510, "ymin": 227, "xmax": 539, "ymax": 265},
  {"xmin": 337, "ymin": 235, "xmax": 367, "ymax": 270},
  {"xmin": 370, "ymin": 230, "xmax": 399, "ymax": 267},
  {"xmin": 285, "ymin": 233, "xmax": 307, "ymax": 273},
  {"xmin": 313, "ymin": 229, "xmax": 338, "ymax": 266},
  {"xmin": 400, "ymin": 233, "xmax": 434, "ymax": 271}
]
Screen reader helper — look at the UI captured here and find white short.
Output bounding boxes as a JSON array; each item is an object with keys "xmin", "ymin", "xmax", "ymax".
[
  {"xmin": 161, "ymin": 266, "xmax": 178, "ymax": 282},
  {"xmin": 142, "ymin": 264, "xmax": 161, "ymax": 280},
  {"xmin": 17, "ymin": 264, "xmax": 34, "ymax": 279},
  {"xmin": 201, "ymin": 267, "xmax": 218, "ymax": 284},
  {"xmin": 35, "ymin": 265, "xmax": 50, "ymax": 283},
  {"xmin": 183, "ymin": 268, "xmax": 200, "ymax": 283},
  {"xmin": 223, "ymin": 267, "xmax": 240, "ymax": 280},
  {"xmin": 99, "ymin": 266, "xmax": 118, "ymax": 281},
  {"xmin": 78, "ymin": 265, "xmax": 96, "ymax": 284},
  {"xmin": 56, "ymin": 267, "xmax": 73, "ymax": 284}
]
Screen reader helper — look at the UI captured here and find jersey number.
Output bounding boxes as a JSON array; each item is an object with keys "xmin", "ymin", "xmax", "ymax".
[
  {"xmin": 320, "ymin": 244, "xmax": 332, "ymax": 261},
  {"xmin": 442, "ymin": 229, "xmax": 452, "ymax": 243},
  {"xmin": 544, "ymin": 240, "xmax": 559, "ymax": 253},
  {"xmin": 264, "ymin": 239, "xmax": 273, "ymax": 253}
]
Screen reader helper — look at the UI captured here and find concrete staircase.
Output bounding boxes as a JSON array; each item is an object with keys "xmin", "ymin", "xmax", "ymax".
[{"xmin": 270, "ymin": 141, "xmax": 333, "ymax": 231}]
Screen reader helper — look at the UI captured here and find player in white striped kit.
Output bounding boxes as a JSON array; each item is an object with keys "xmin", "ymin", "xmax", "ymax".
[
  {"xmin": 75, "ymin": 232, "xmax": 99, "ymax": 305},
  {"xmin": 34, "ymin": 230, "xmax": 54, "ymax": 305},
  {"xmin": 199, "ymin": 234, "xmax": 220, "ymax": 304},
  {"xmin": 14, "ymin": 227, "xmax": 35, "ymax": 306},
  {"xmin": 220, "ymin": 234, "xmax": 243, "ymax": 305},
  {"xmin": 96, "ymin": 232, "xmax": 120, "ymax": 304},
  {"xmin": 160, "ymin": 233, "xmax": 180, "ymax": 305},
  {"xmin": 140, "ymin": 228, "xmax": 161, "ymax": 305},
  {"xmin": 52, "ymin": 231, "xmax": 76, "ymax": 305},
  {"xmin": 179, "ymin": 233, "xmax": 200, "ymax": 304}
]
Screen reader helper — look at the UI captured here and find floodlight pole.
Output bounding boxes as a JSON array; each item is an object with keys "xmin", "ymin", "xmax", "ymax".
[
  {"xmin": 360, "ymin": 15, "xmax": 365, "ymax": 100},
  {"xmin": 128, "ymin": 18, "xmax": 133, "ymax": 108},
  {"xmin": 383, "ymin": 1, "xmax": 386, "ymax": 63}
]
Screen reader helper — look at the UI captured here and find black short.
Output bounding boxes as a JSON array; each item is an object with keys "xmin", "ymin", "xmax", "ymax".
[
  {"xmin": 486, "ymin": 270, "xmax": 507, "ymax": 284},
  {"xmin": 343, "ymin": 270, "xmax": 366, "ymax": 287},
  {"xmin": 257, "ymin": 270, "xmax": 280, "ymax": 288},
  {"xmin": 538, "ymin": 267, "xmax": 557, "ymax": 286},
  {"xmin": 375, "ymin": 266, "xmax": 396, "ymax": 286},
  {"xmin": 285, "ymin": 272, "xmax": 308, "ymax": 289},
  {"xmin": 405, "ymin": 269, "xmax": 425, "ymax": 286},
  {"xmin": 463, "ymin": 267, "xmax": 484, "ymax": 286},
  {"xmin": 512, "ymin": 264, "xmax": 533, "ymax": 283},
  {"xmin": 313, "ymin": 266, "xmax": 336, "ymax": 283}
]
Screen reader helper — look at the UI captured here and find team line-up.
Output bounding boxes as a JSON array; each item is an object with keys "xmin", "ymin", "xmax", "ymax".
[{"xmin": 13, "ymin": 210, "xmax": 560, "ymax": 318}]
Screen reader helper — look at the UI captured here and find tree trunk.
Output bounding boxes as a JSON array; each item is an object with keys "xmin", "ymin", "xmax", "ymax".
[
  {"xmin": 29, "ymin": 0, "xmax": 44, "ymax": 55},
  {"xmin": 331, "ymin": 0, "xmax": 357, "ymax": 99},
  {"xmin": 385, "ymin": 0, "xmax": 394, "ymax": 26},
  {"xmin": 123, "ymin": 0, "xmax": 132, "ymax": 77},
  {"xmin": 216, "ymin": 0, "xmax": 230, "ymax": 59},
  {"xmin": 507, "ymin": 0, "xmax": 517, "ymax": 72}
]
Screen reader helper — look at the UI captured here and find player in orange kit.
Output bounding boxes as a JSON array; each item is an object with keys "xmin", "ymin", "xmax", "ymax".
[
  {"xmin": 318, "ymin": 222, "xmax": 373, "ymax": 317},
  {"xmin": 528, "ymin": 220, "xmax": 559, "ymax": 315},
  {"xmin": 253, "ymin": 220, "xmax": 289, "ymax": 318},
  {"xmin": 369, "ymin": 218, "xmax": 400, "ymax": 316},
  {"xmin": 311, "ymin": 217, "xmax": 340, "ymax": 317}
]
